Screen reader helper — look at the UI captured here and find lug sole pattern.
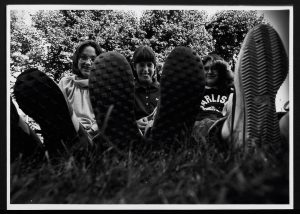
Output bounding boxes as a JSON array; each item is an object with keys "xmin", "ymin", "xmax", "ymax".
[
  {"xmin": 89, "ymin": 52, "xmax": 141, "ymax": 146},
  {"xmin": 239, "ymin": 24, "xmax": 288, "ymax": 148},
  {"xmin": 149, "ymin": 47, "xmax": 205, "ymax": 144}
]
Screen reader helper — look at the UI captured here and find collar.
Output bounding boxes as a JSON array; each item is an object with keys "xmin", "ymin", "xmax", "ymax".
[{"xmin": 74, "ymin": 76, "xmax": 89, "ymax": 88}]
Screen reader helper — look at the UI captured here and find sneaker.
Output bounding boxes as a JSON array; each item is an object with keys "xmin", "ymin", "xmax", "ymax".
[
  {"xmin": 13, "ymin": 68, "xmax": 89, "ymax": 157},
  {"xmin": 149, "ymin": 47, "xmax": 205, "ymax": 148},
  {"xmin": 222, "ymin": 24, "xmax": 288, "ymax": 151},
  {"xmin": 89, "ymin": 52, "xmax": 142, "ymax": 149}
]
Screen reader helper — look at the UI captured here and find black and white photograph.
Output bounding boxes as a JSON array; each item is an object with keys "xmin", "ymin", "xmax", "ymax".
[{"xmin": 7, "ymin": 4, "xmax": 292, "ymax": 210}]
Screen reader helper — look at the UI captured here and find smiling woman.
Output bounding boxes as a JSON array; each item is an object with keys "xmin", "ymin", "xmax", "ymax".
[
  {"xmin": 132, "ymin": 46, "xmax": 160, "ymax": 132},
  {"xmin": 191, "ymin": 54, "xmax": 234, "ymax": 141},
  {"xmin": 77, "ymin": 46, "xmax": 97, "ymax": 79},
  {"xmin": 58, "ymin": 40, "xmax": 103, "ymax": 138}
]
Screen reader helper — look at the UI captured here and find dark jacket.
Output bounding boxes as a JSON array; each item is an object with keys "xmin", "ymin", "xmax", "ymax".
[{"xmin": 134, "ymin": 81, "xmax": 160, "ymax": 120}]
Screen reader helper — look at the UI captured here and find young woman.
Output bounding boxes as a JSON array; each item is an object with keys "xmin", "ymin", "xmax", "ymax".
[
  {"xmin": 58, "ymin": 40, "xmax": 103, "ymax": 138},
  {"xmin": 131, "ymin": 46, "xmax": 160, "ymax": 133},
  {"xmin": 192, "ymin": 54, "xmax": 234, "ymax": 142},
  {"xmin": 13, "ymin": 40, "xmax": 103, "ymax": 157}
]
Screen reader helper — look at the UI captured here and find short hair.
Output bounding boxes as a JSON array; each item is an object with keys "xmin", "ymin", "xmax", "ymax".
[
  {"xmin": 132, "ymin": 46, "xmax": 156, "ymax": 66},
  {"xmin": 72, "ymin": 40, "xmax": 103, "ymax": 77},
  {"xmin": 202, "ymin": 54, "xmax": 234, "ymax": 90},
  {"xmin": 132, "ymin": 46, "xmax": 157, "ymax": 80}
]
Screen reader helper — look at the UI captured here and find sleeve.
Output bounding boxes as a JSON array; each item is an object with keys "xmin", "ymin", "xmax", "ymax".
[
  {"xmin": 222, "ymin": 92, "xmax": 234, "ymax": 117},
  {"xmin": 58, "ymin": 76, "xmax": 75, "ymax": 113},
  {"xmin": 58, "ymin": 76, "xmax": 75, "ymax": 101}
]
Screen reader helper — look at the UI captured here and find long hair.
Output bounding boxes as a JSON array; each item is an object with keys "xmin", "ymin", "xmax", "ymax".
[
  {"xmin": 202, "ymin": 54, "xmax": 234, "ymax": 90},
  {"xmin": 72, "ymin": 40, "xmax": 103, "ymax": 77}
]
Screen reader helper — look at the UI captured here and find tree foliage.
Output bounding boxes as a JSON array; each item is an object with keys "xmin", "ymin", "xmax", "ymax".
[
  {"xmin": 10, "ymin": 9, "xmax": 267, "ymax": 87},
  {"xmin": 10, "ymin": 10, "xmax": 47, "ymax": 92},
  {"xmin": 205, "ymin": 10, "xmax": 264, "ymax": 65},
  {"xmin": 139, "ymin": 10, "xmax": 214, "ymax": 62},
  {"xmin": 30, "ymin": 10, "xmax": 143, "ymax": 81}
]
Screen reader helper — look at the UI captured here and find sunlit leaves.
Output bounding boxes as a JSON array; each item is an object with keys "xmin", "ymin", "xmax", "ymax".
[
  {"xmin": 206, "ymin": 10, "xmax": 264, "ymax": 65},
  {"xmin": 140, "ymin": 10, "xmax": 214, "ymax": 61}
]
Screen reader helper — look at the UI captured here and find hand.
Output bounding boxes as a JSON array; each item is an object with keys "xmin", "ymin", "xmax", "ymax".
[
  {"xmin": 136, "ymin": 117, "xmax": 149, "ymax": 131},
  {"xmin": 144, "ymin": 119, "xmax": 154, "ymax": 134}
]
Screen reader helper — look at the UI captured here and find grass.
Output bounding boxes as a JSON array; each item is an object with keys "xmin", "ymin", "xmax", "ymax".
[{"xmin": 10, "ymin": 132, "xmax": 289, "ymax": 204}]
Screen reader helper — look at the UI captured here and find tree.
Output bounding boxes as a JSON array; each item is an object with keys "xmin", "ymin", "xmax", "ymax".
[
  {"xmin": 205, "ymin": 10, "xmax": 264, "ymax": 66},
  {"xmin": 139, "ymin": 10, "xmax": 214, "ymax": 62},
  {"xmin": 30, "ymin": 10, "xmax": 143, "ymax": 81},
  {"xmin": 10, "ymin": 10, "xmax": 47, "ymax": 93},
  {"xmin": 30, "ymin": 10, "xmax": 74, "ymax": 81},
  {"xmin": 11, "ymin": 9, "xmax": 265, "ymax": 84},
  {"xmin": 88, "ymin": 10, "xmax": 145, "ymax": 62}
]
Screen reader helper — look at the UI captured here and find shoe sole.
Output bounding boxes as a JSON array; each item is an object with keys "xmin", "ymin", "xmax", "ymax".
[
  {"xmin": 149, "ymin": 47, "xmax": 205, "ymax": 144},
  {"xmin": 237, "ymin": 24, "xmax": 288, "ymax": 149},
  {"xmin": 89, "ymin": 52, "xmax": 141, "ymax": 147},
  {"xmin": 13, "ymin": 69, "xmax": 77, "ymax": 153}
]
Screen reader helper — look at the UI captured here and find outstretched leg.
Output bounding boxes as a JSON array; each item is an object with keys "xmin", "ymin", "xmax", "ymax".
[
  {"xmin": 10, "ymin": 97, "xmax": 44, "ymax": 162},
  {"xmin": 89, "ymin": 52, "xmax": 142, "ymax": 150},
  {"xmin": 220, "ymin": 24, "xmax": 288, "ymax": 152},
  {"xmin": 14, "ymin": 68, "xmax": 91, "ymax": 158},
  {"xmin": 149, "ymin": 47, "xmax": 205, "ymax": 149}
]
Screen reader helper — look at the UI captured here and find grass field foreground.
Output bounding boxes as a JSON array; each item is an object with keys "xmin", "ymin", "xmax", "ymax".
[{"xmin": 10, "ymin": 134, "xmax": 289, "ymax": 204}]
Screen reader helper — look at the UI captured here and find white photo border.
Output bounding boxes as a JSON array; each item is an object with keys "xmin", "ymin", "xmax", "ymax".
[{"xmin": 7, "ymin": 4, "xmax": 294, "ymax": 210}]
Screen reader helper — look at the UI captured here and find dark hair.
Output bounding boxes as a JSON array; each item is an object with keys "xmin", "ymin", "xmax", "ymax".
[
  {"xmin": 72, "ymin": 40, "xmax": 103, "ymax": 77},
  {"xmin": 202, "ymin": 54, "xmax": 234, "ymax": 90},
  {"xmin": 132, "ymin": 46, "xmax": 157, "ymax": 81},
  {"xmin": 202, "ymin": 54, "xmax": 224, "ymax": 65}
]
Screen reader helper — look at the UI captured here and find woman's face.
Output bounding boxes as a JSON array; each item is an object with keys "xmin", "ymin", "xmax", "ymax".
[
  {"xmin": 135, "ymin": 61, "xmax": 155, "ymax": 85},
  {"xmin": 204, "ymin": 60, "xmax": 219, "ymax": 87},
  {"xmin": 78, "ymin": 46, "xmax": 97, "ymax": 79}
]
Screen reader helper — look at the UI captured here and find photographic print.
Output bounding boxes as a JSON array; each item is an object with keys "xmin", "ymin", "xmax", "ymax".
[{"xmin": 7, "ymin": 4, "xmax": 292, "ymax": 210}]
